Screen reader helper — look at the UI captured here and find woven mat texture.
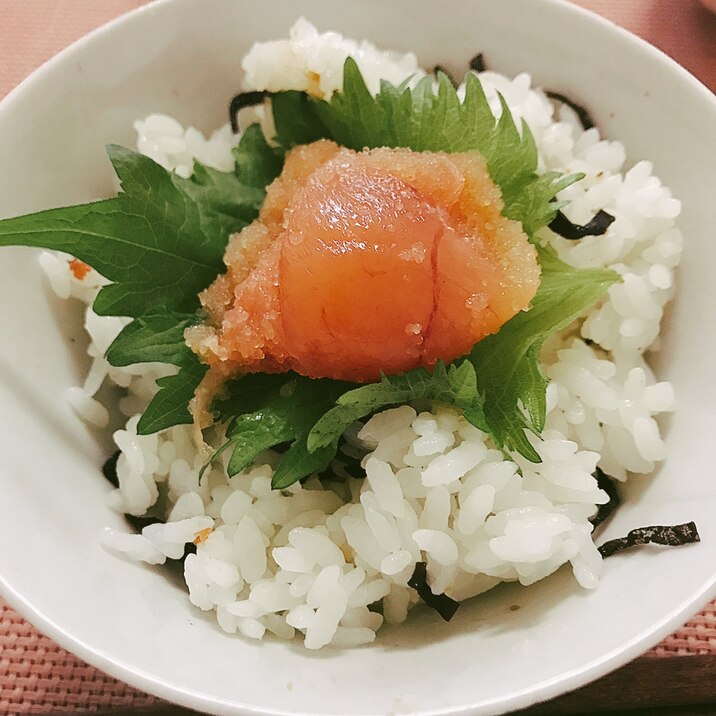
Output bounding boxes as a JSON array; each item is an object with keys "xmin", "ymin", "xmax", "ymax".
[{"xmin": 1, "ymin": 0, "xmax": 715, "ymax": 713}]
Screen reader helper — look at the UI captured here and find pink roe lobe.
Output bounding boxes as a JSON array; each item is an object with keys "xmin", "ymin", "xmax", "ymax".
[{"xmin": 186, "ymin": 140, "xmax": 540, "ymax": 389}]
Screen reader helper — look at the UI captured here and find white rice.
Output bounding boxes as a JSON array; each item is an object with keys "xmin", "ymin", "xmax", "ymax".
[
  {"xmin": 43, "ymin": 19, "xmax": 682, "ymax": 649},
  {"xmin": 241, "ymin": 17, "xmax": 425, "ymax": 98}
]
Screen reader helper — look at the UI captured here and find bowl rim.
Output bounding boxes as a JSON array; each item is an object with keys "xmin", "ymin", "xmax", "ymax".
[{"xmin": 1, "ymin": 1, "xmax": 715, "ymax": 714}]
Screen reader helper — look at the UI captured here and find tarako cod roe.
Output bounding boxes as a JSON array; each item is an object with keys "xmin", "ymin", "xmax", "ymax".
[{"xmin": 186, "ymin": 139, "xmax": 540, "ymax": 421}]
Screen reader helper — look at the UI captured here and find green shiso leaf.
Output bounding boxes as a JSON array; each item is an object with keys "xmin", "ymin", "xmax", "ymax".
[
  {"xmin": 105, "ymin": 310, "xmax": 198, "ymax": 367},
  {"xmin": 0, "ymin": 124, "xmax": 282, "ymax": 433},
  {"xmin": 137, "ymin": 356, "xmax": 208, "ymax": 435},
  {"xmin": 206, "ymin": 361, "xmax": 487, "ymax": 487},
  {"xmin": 504, "ymin": 171, "xmax": 583, "ymax": 237},
  {"xmin": 105, "ymin": 307, "xmax": 210, "ymax": 435},
  {"xmin": 470, "ymin": 247, "xmax": 618, "ymax": 460},
  {"xmin": 0, "ymin": 133, "xmax": 273, "ymax": 318},
  {"xmin": 307, "ymin": 361, "xmax": 487, "ymax": 453},
  {"xmin": 272, "ymin": 59, "xmax": 578, "ymax": 237},
  {"xmin": 0, "ymin": 58, "xmax": 616, "ymax": 485},
  {"xmin": 271, "ymin": 440, "xmax": 339, "ymax": 491},
  {"xmin": 0, "ymin": 122, "xmax": 279, "ymax": 317},
  {"xmin": 205, "ymin": 375, "xmax": 348, "ymax": 488}
]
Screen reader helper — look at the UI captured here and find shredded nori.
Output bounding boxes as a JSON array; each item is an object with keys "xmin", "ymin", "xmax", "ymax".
[
  {"xmin": 229, "ymin": 90, "xmax": 272, "ymax": 133},
  {"xmin": 408, "ymin": 562, "xmax": 460, "ymax": 621},
  {"xmin": 548, "ymin": 209, "xmax": 615, "ymax": 240},
  {"xmin": 123, "ymin": 514, "xmax": 197, "ymax": 560},
  {"xmin": 331, "ymin": 449, "xmax": 366, "ymax": 480},
  {"xmin": 469, "ymin": 53, "xmax": 486, "ymax": 73},
  {"xmin": 181, "ymin": 541, "xmax": 198, "ymax": 560},
  {"xmin": 598, "ymin": 521, "xmax": 700, "ymax": 558},
  {"xmin": 591, "ymin": 467, "xmax": 620, "ymax": 529},
  {"xmin": 125, "ymin": 514, "xmax": 161, "ymax": 533},
  {"xmin": 545, "ymin": 90, "xmax": 595, "ymax": 130},
  {"xmin": 102, "ymin": 450, "xmax": 120, "ymax": 487}
]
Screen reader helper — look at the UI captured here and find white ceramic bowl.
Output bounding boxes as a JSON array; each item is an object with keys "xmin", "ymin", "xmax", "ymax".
[{"xmin": 1, "ymin": 1, "xmax": 715, "ymax": 714}]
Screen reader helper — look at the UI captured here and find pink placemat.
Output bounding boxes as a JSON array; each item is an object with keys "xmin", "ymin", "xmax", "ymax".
[{"xmin": 1, "ymin": 1, "xmax": 715, "ymax": 713}]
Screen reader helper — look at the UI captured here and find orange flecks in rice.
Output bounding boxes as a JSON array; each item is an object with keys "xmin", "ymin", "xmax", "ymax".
[
  {"xmin": 306, "ymin": 70, "xmax": 323, "ymax": 98},
  {"xmin": 194, "ymin": 527, "xmax": 213, "ymax": 545},
  {"xmin": 69, "ymin": 258, "xmax": 91, "ymax": 280}
]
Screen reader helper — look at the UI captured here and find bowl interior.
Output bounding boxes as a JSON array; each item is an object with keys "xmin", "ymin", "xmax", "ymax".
[{"xmin": 0, "ymin": 1, "xmax": 715, "ymax": 714}]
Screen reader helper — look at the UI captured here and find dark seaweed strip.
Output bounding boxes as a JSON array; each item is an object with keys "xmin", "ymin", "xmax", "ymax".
[
  {"xmin": 545, "ymin": 90, "xmax": 595, "ymax": 130},
  {"xmin": 331, "ymin": 446, "xmax": 366, "ymax": 480},
  {"xmin": 591, "ymin": 467, "xmax": 620, "ymax": 529},
  {"xmin": 182, "ymin": 542, "xmax": 198, "ymax": 559},
  {"xmin": 598, "ymin": 522, "xmax": 700, "ymax": 558},
  {"xmin": 469, "ymin": 53, "xmax": 486, "ymax": 73},
  {"xmin": 125, "ymin": 514, "xmax": 161, "ymax": 533},
  {"xmin": 408, "ymin": 562, "xmax": 460, "ymax": 621},
  {"xmin": 102, "ymin": 450, "xmax": 120, "ymax": 487},
  {"xmin": 433, "ymin": 65, "xmax": 458, "ymax": 89},
  {"xmin": 548, "ymin": 209, "xmax": 615, "ymax": 240},
  {"xmin": 229, "ymin": 90, "xmax": 272, "ymax": 133}
]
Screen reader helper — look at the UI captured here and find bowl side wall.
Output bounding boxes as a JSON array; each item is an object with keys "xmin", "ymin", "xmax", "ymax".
[{"xmin": 0, "ymin": 1, "xmax": 714, "ymax": 715}]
